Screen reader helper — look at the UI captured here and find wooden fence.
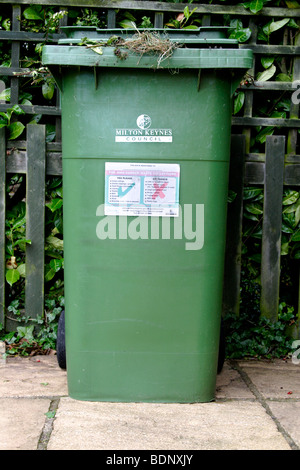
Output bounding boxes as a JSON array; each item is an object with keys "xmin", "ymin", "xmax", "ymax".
[{"xmin": 0, "ymin": 1, "xmax": 299, "ymax": 337}]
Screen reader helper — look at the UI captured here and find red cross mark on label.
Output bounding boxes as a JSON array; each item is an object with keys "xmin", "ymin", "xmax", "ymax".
[{"xmin": 152, "ymin": 182, "xmax": 168, "ymax": 200}]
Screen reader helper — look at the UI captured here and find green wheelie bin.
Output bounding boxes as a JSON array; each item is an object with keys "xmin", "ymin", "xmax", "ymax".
[{"xmin": 43, "ymin": 27, "xmax": 252, "ymax": 402}]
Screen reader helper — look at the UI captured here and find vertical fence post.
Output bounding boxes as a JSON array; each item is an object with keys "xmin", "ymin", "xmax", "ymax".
[
  {"xmin": 260, "ymin": 135, "xmax": 285, "ymax": 322},
  {"xmin": 107, "ymin": 9, "xmax": 116, "ymax": 28},
  {"xmin": 154, "ymin": 12, "xmax": 164, "ymax": 28},
  {"xmin": 242, "ymin": 18, "xmax": 257, "ymax": 155},
  {"xmin": 25, "ymin": 125, "xmax": 46, "ymax": 322},
  {"xmin": 10, "ymin": 5, "xmax": 21, "ymax": 105},
  {"xmin": 223, "ymin": 134, "xmax": 245, "ymax": 316},
  {"xmin": 0, "ymin": 128, "xmax": 5, "ymax": 329}
]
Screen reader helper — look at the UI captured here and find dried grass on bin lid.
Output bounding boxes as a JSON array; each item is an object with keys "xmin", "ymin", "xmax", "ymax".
[
  {"xmin": 81, "ymin": 29, "xmax": 180, "ymax": 67},
  {"xmin": 118, "ymin": 30, "xmax": 178, "ymax": 65}
]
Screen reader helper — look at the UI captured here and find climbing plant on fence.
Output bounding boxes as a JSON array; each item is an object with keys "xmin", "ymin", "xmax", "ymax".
[{"xmin": 0, "ymin": 0, "xmax": 299, "ymax": 356}]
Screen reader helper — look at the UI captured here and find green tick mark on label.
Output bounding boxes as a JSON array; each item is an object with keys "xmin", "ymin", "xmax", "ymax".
[{"xmin": 118, "ymin": 183, "xmax": 135, "ymax": 198}]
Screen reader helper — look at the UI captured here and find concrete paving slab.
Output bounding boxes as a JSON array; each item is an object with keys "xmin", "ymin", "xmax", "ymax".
[
  {"xmin": 268, "ymin": 402, "xmax": 300, "ymax": 449},
  {"xmin": 47, "ymin": 398, "xmax": 290, "ymax": 450},
  {"xmin": 238, "ymin": 359, "xmax": 300, "ymax": 399},
  {"xmin": 0, "ymin": 355, "xmax": 68, "ymax": 397},
  {"xmin": 0, "ymin": 398, "xmax": 50, "ymax": 450},
  {"xmin": 215, "ymin": 363, "xmax": 255, "ymax": 399},
  {"xmin": 0, "ymin": 356, "xmax": 299, "ymax": 450}
]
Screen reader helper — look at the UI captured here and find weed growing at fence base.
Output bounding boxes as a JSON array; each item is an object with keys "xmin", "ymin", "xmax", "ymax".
[
  {"xmin": 224, "ymin": 298, "xmax": 297, "ymax": 360},
  {"xmin": 0, "ymin": 296, "xmax": 64, "ymax": 356}
]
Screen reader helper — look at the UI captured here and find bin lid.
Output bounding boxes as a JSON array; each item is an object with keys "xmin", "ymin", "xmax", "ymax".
[
  {"xmin": 42, "ymin": 27, "xmax": 253, "ymax": 70},
  {"xmin": 57, "ymin": 26, "xmax": 237, "ymax": 45}
]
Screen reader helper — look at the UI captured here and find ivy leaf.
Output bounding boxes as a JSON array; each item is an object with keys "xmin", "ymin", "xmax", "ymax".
[
  {"xmin": 45, "ymin": 267, "xmax": 56, "ymax": 282},
  {"xmin": 249, "ymin": 0, "xmax": 264, "ymax": 14},
  {"xmin": 243, "ymin": 188, "xmax": 263, "ymax": 200},
  {"xmin": 46, "ymin": 124, "xmax": 56, "ymax": 142},
  {"xmin": 6, "ymin": 269, "xmax": 20, "ymax": 286},
  {"xmin": 12, "ymin": 238, "xmax": 31, "ymax": 248},
  {"xmin": 288, "ymin": 19, "xmax": 300, "ymax": 29},
  {"xmin": 2, "ymin": 18, "xmax": 11, "ymax": 31},
  {"xmin": 245, "ymin": 202, "xmax": 264, "ymax": 215},
  {"xmin": 46, "ymin": 235, "xmax": 64, "ymax": 250},
  {"xmin": 229, "ymin": 28, "xmax": 252, "ymax": 43},
  {"xmin": 17, "ymin": 264, "xmax": 26, "ymax": 278},
  {"xmin": 291, "ymin": 230, "xmax": 300, "ymax": 242},
  {"xmin": 282, "ymin": 190, "xmax": 299, "ymax": 206},
  {"xmin": 50, "ymin": 259, "xmax": 63, "ymax": 273},
  {"xmin": 118, "ymin": 20, "xmax": 136, "ymax": 29},
  {"xmin": 276, "ymin": 73, "xmax": 292, "ymax": 82},
  {"xmin": 0, "ymin": 112, "xmax": 8, "ymax": 128},
  {"xmin": 263, "ymin": 18, "xmax": 290, "ymax": 37},
  {"xmin": 184, "ymin": 6, "xmax": 190, "ymax": 19},
  {"xmin": 11, "ymin": 105, "xmax": 25, "ymax": 116},
  {"xmin": 45, "ymin": 259, "xmax": 63, "ymax": 282},
  {"xmin": 0, "ymin": 88, "xmax": 10, "ymax": 101},
  {"xmin": 46, "ymin": 198, "xmax": 63, "ymax": 212},
  {"xmin": 23, "ymin": 6, "xmax": 44, "ymax": 20},
  {"xmin": 234, "ymin": 91, "xmax": 245, "ymax": 115},
  {"xmin": 7, "ymin": 122, "xmax": 25, "ymax": 140},
  {"xmin": 17, "ymin": 325, "xmax": 34, "ymax": 341},
  {"xmin": 282, "ymin": 213, "xmax": 295, "ymax": 233},
  {"xmin": 261, "ymin": 56, "xmax": 275, "ymax": 69},
  {"xmin": 281, "ymin": 242, "xmax": 289, "ymax": 256},
  {"xmin": 183, "ymin": 6, "xmax": 197, "ymax": 20},
  {"xmin": 42, "ymin": 82, "xmax": 55, "ymax": 100},
  {"xmin": 255, "ymin": 126, "xmax": 274, "ymax": 143},
  {"xmin": 256, "ymin": 64, "xmax": 276, "ymax": 82},
  {"xmin": 12, "ymin": 213, "xmax": 26, "ymax": 230},
  {"xmin": 269, "ymin": 18, "xmax": 291, "ymax": 33}
]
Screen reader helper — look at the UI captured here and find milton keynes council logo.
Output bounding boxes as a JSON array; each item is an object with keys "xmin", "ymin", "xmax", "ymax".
[
  {"xmin": 115, "ymin": 114, "xmax": 173, "ymax": 143},
  {"xmin": 136, "ymin": 114, "xmax": 152, "ymax": 130}
]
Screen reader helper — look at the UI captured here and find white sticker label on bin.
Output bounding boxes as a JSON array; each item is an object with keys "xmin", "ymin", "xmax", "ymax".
[
  {"xmin": 104, "ymin": 162, "xmax": 180, "ymax": 217},
  {"xmin": 115, "ymin": 114, "xmax": 173, "ymax": 143}
]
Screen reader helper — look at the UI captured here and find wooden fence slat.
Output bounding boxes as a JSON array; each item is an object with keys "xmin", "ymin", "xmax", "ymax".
[
  {"xmin": 243, "ymin": 18, "xmax": 257, "ymax": 154},
  {"xmin": 0, "ymin": 0, "xmax": 300, "ymax": 18},
  {"xmin": 223, "ymin": 134, "xmax": 245, "ymax": 316},
  {"xmin": 154, "ymin": 12, "xmax": 164, "ymax": 28},
  {"xmin": 107, "ymin": 9, "xmax": 116, "ymax": 28},
  {"xmin": 10, "ymin": 5, "xmax": 21, "ymax": 105},
  {"xmin": 25, "ymin": 125, "xmax": 46, "ymax": 322},
  {"xmin": 260, "ymin": 135, "xmax": 285, "ymax": 322},
  {"xmin": 232, "ymin": 117, "xmax": 300, "ymax": 128},
  {"xmin": 0, "ymin": 128, "xmax": 5, "ymax": 330},
  {"xmin": 239, "ymin": 44, "xmax": 300, "ymax": 55},
  {"xmin": 0, "ymin": 103, "xmax": 61, "ymax": 116}
]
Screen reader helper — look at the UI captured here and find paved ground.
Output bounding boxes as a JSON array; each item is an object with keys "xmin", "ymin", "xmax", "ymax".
[{"xmin": 0, "ymin": 355, "xmax": 299, "ymax": 451}]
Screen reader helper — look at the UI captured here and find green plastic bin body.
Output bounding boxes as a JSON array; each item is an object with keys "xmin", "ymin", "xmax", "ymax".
[{"xmin": 43, "ymin": 28, "xmax": 252, "ymax": 402}]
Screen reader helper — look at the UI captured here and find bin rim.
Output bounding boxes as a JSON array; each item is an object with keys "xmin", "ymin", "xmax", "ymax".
[
  {"xmin": 58, "ymin": 26, "xmax": 236, "ymax": 43},
  {"xmin": 42, "ymin": 44, "xmax": 253, "ymax": 71},
  {"xmin": 43, "ymin": 25, "xmax": 253, "ymax": 71}
]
